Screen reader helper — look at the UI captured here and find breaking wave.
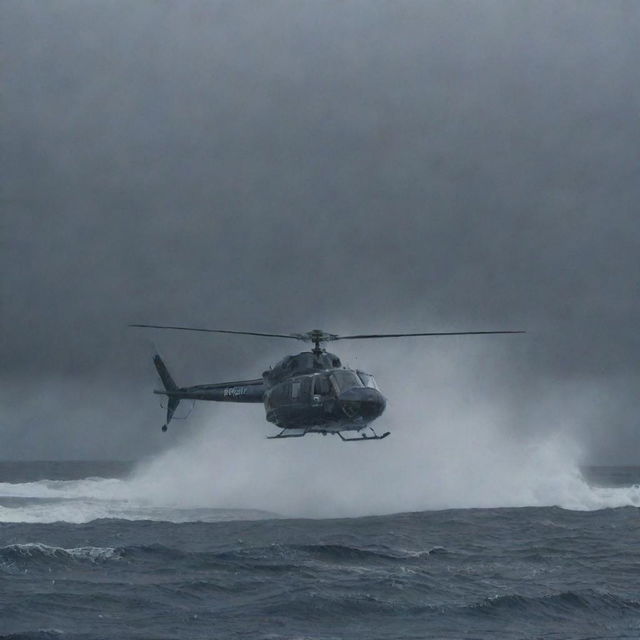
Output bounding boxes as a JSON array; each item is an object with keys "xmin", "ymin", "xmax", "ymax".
[
  {"xmin": 0, "ymin": 468, "xmax": 638, "ymax": 524},
  {"xmin": 0, "ymin": 543, "xmax": 119, "ymax": 575},
  {"xmin": 1, "ymin": 542, "xmax": 118, "ymax": 562}
]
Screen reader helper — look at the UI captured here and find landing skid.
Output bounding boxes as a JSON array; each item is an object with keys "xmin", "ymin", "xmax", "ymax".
[
  {"xmin": 267, "ymin": 430, "xmax": 308, "ymax": 439},
  {"xmin": 267, "ymin": 427, "xmax": 390, "ymax": 441},
  {"xmin": 338, "ymin": 428, "xmax": 390, "ymax": 442}
]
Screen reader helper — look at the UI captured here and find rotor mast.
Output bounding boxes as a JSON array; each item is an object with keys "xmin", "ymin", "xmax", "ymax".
[{"xmin": 295, "ymin": 329, "xmax": 339, "ymax": 355}]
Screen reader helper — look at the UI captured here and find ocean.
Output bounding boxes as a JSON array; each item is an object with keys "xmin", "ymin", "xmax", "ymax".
[{"xmin": 1, "ymin": 461, "xmax": 638, "ymax": 639}]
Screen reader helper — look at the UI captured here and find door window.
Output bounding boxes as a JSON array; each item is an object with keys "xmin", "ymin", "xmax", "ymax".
[{"xmin": 313, "ymin": 375, "xmax": 332, "ymax": 396}]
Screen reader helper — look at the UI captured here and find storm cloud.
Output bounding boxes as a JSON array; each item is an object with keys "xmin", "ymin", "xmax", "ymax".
[{"xmin": 2, "ymin": 1, "xmax": 639, "ymax": 462}]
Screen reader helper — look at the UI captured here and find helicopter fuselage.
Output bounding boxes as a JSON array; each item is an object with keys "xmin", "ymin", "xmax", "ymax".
[{"xmin": 153, "ymin": 350, "xmax": 386, "ymax": 437}]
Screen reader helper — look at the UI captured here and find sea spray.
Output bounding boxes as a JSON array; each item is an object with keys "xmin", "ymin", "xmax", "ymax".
[{"xmin": 2, "ymin": 348, "xmax": 638, "ymax": 523}]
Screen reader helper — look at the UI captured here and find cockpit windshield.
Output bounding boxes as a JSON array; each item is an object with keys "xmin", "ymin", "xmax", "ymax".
[
  {"xmin": 330, "ymin": 370, "xmax": 364, "ymax": 393},
  {"xmin": 357, "ymin": 371, "xmax": 379, "ymax": 390}
]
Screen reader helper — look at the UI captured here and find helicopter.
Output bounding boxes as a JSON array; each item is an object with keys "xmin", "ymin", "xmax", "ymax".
[{"xmin": 129, "ymin": 325, "xmax": 524, "ymax": 442}]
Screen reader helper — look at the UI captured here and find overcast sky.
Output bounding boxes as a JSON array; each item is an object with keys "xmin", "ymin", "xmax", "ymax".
[{"xmin": 2, "ymin": 0, "xmax": 638, "ymax": 463}]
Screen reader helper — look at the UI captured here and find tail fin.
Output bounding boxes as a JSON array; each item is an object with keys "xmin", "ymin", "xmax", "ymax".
[{"xmin": 153, "ymin": 354, "xmax": 180, "ymax": 432}]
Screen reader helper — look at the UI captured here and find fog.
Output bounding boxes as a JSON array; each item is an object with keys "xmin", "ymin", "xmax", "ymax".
[{"xmin": 2, "ymin": 1, "xmax": 639, "ymax": 471}]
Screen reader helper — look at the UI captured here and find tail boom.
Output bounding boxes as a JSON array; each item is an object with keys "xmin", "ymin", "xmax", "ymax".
[{"xmin": 154, "ymin": 381, "xmax": 265, "ymax": 403}]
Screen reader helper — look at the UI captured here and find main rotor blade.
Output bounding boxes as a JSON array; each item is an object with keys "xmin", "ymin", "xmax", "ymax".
[
  {"xmin": 335, "ymin": 330, "xmax": 526, "ymax": 340},
  {"xmin": 128, "ymin": 324, "xmax": 301, "ymax": 340}
]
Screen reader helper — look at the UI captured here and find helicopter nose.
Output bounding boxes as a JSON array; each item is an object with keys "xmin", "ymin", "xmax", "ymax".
[{"xmin": 339, "ymin": 387, "xmax": 386, "ymax": 421}]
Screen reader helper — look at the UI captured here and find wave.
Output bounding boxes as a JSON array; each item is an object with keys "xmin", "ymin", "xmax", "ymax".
[
  {"xmin": 0, "ymin": 500, "xmax": 279, "ymax": 524},
  {"xmin": 0, "ymin": 540, "xmax": 446, "ymax": 576},
  {"xmin": 1, "ymin": 542, "xmax": 118, "ymax": 561},
  {"xmin": 1, "ymin": 632, "xmax": 65, "ymax": 640},
  {"xmin": 1, "ymin": 474, "xmax": 638, "ymax": 524},
  {"xmin": 254, "ymin": 587, "xmax": 640, "ymax": 621},
  {"xmin": 0, "ymin": 477, "xmax": 126, "ymax": 500},
  {"xmin": 0, "ymin": 474, "xmax": 640, "ymax": 524},
  {"xmin": 120, "ymin": 542, "xmax": 445, "ymax": 564},
  {"xmin": 0, "ymin": 543, "xmax": 120, "ymax": 574},
  {"xmin": 290, "ymin": 543, "xmax": 447, "ymax": 561},
  {"xmin": 467, "ymin": 589, "xmax": 640, "ymax": 618}
]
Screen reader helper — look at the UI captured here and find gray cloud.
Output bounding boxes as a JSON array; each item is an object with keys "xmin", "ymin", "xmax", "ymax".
[{"xmin": 2, "ymin": 1, "xmax": 638, "ymax": 462}]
